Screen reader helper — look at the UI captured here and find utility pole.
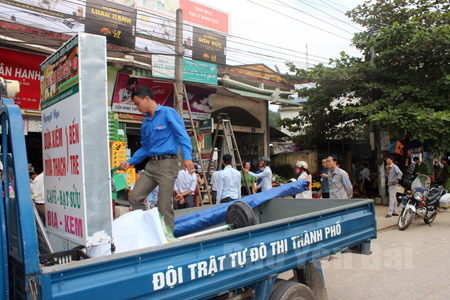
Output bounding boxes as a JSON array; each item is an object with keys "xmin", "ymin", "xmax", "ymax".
[
  {"xmin": 370, "ymin": 44, "xmax": 387, "ymax": 202},
  {"xmin": 174, "ymin": 9, "xmax": 184, "ymax": 170},
  {"xmin": 174, "ymin": 9, "xmax": 184, "ymax": 116}
]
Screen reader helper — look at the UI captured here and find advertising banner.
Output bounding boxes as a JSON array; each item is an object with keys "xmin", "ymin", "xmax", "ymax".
[
  {"xmin": 111, "ymin": 72, "xmax": 174, "ymax": 113},
  {"xmin": 152, "ymin": 55, "xmax": 175, "ymax": 79},
  {"xmin": 136, "ymin": 0, "xmax": 180, "ymax": 19},
  {"xmin": 40, "ymin": 37, "xmax": 79, "ymax": 109},
  {"xmin": 180, "ymin": 0, "xmax": 229, "ymax": 33},
  {"xmin": 0, "ymin": 47, "xmax": 46, "ymax": 110},
  {"xmin": 183, "ymin": 59, "xmax": 217, "ymax": 85},
  {"xmin": 40, "ymin": 36, "xmax": 86, "ymax": 244},
  {"xmin": 85, "ymin": 0, "xmax": 137, "ymax": 48},
  {"xmin": 135, "ymin": 12, "xmax": 192, "ymax": 57},
  {"xmin": 192, "ymin": 27, "xmax": 226, "ymax": 65},
  {"xmin": 135, "ymin": 0, "xmax": 229, "ymax": 33},
  {"xmin": 165, "ymin": 84, "xmax": 216, "ymax": 120},
  {"xmin": 0, "ymin": 0, "xmax": 85, "ymax": 34},
  {"xmin": 41, "ymin": 34, "xmax": 112, "ymax": 246},
  {"xmin": 151, "ymin": 56, "xmax": 217, "ymax": 85}
]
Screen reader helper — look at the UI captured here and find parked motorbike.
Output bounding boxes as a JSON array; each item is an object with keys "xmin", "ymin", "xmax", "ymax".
[{"xmin": 398, "ymin": 175, "xmax": 443, "ymax": 231}]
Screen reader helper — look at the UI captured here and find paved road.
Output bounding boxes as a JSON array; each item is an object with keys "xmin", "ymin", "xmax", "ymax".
[{"xmin": 320, "ymin": 209, "xmax": 450, "ymax": 300}]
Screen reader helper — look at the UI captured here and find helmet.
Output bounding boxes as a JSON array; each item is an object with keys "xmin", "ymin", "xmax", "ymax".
[
  {"xmin": 295, "ymin": 160, "xmax": 308, "ymax": 169},
  {"xmin": 262, "ymin": 157, "xmax": 271, "ymax": 165},
  {"xmin": 288, "ymin": 178, "xmax": 297, "ymax": 183}
]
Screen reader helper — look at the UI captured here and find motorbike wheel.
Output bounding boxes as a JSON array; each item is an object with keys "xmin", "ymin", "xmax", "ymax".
[
  {"xmin": 398, "ymin": 208, "xmax": 415, "ymax": 231},
  {"xmin": 424, "ymin": 210, "xmax": 437, "ymax": 225}
]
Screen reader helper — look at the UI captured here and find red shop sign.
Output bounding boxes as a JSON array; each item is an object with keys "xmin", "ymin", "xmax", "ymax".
[
  {"xmin": 0, "ymin": 47, "xmax": 46, "ymax": 110},
  {"xmin": 180, "ymin": 0, "xmax": 229, "ymax": 34}
]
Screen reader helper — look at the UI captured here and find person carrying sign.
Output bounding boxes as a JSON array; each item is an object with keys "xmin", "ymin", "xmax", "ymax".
[{"xmin": 119, "ymin": 86, "xmax": 194, "ymax": 232}]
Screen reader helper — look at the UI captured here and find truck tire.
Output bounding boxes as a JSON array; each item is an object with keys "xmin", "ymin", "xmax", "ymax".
[
  {"xmin": 269, "ymin": 279, "xmax": 287, "ymax": 298},
  {"xmin": 269, "ymin": 281, "xmax": 316, "ymax": 300}
]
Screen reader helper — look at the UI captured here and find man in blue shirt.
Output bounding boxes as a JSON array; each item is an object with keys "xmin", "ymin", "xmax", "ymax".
[
  {"xmin": 317, "ymin": 158, "xmax": 330, "ymax": 198},
  {"xmin": 245, "ymin": 157, "xmax": 273, "ymax": 192},
  {"xmin": 217, "ymin": 154, "xmax": 241, "ymax": 203},
  {"xmin": 119, "ymin": 86, "xmax": 193, "ymax": 232}
]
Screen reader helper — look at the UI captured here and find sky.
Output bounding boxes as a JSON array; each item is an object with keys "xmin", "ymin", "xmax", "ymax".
[{"xmin": 207, "ymin": 0, "xmax": 368, "ymax": 72}]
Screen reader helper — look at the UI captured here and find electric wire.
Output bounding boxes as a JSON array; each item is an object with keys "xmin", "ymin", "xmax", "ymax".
[
  {"xmin": 294, "ymin": 0, "xmax": 362, "ymax": 31},
  {"xmin": 246, "ymin": 0, "xmax": 352, "ymax": 40},
  {"xmin": 273, "ymin": 0, "xmax": 355, "ymax": 34},
  {"xmin": 0, "ymin": 0, "xmax": 338, "ymax": 62}
]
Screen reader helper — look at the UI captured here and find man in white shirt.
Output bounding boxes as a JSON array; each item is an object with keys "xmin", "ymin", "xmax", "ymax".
[
  {"xmin": 217, "ymin": 154, "xmax": 241, "ymax": 203},
  {"xmin": 33, "ymin": 173, "xmax": 45, "ymax": 223},
  {"xmin": 245, "ymin": 157, "xmax": 273, "ymax": 192},
  {"xmin": 210, "ymin": 170, "xmax": 220, "ymax": 204},
  {"xmin": 174, "ymin": 169, "xmax": 197, "ymax": 209}
]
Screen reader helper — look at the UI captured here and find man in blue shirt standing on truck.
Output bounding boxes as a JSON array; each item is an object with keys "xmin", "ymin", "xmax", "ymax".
[{"xmin": 119, "ymin": 86, "xmax": 193, "ymax": 232}]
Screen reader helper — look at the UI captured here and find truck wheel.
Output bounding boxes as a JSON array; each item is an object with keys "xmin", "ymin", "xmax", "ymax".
[
  {"xmin": 269, "ymin": 281, "xmax": 316, "ymax": 300},
  {"xmin": 269, "ymin": 279, "xmax": 286, "ymax": 298}
]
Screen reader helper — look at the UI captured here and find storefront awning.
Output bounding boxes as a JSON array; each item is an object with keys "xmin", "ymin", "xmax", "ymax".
[
  {"xmin": 223, "ymin": 87, "xmax": 302, "ymax": 106},
  {"xmin": 224, "ymin": 87, "xmax": 272, "ymax": 100}
]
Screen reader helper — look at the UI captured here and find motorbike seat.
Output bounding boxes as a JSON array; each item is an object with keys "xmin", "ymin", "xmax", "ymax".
[{"xmin": 426, "ymin": 189, "xmax": 440, "ymax": 202}]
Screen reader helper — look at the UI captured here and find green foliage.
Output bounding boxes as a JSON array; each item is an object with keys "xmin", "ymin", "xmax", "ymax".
[
  {"xmin": 281, "ymin": 0, "xmax": 450, "ymax": 152},
  {"xmin": 269, "ymin": 108, "xmax": 281, "ymax": 130}
]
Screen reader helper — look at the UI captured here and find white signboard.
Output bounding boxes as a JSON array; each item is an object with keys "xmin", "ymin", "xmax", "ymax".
[
  {"xmin": 152, "ymin": 55, "xmax": 175, "ymax": 79},
  {"xmin": 41, "ymin": 34, "xmax": 112, "ymax": 246}
]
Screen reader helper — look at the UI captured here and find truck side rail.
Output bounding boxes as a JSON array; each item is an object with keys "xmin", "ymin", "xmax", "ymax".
[{"xmin": 39, "ymin": 200, "xmax": 376, "ymax": 300}]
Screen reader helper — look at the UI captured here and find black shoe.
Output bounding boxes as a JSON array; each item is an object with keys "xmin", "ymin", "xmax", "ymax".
[
  {"xmin": 392, "ymin": 213, "xmax": 399, "ymax": 216},
  {"xmin": 385, "ymin": 214, "xmax": 392, "ymax": 218}
]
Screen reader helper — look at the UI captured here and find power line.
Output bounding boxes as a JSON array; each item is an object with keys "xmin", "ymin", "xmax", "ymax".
[
  {"xmin": 272, "ymin": 0, "xmax": 354, "ymax": 34},
  {"xmin": 0, "ymin": 0, "xmax": 340, "ymax": 68},
  {"xmin": 246, "ymin": 0, "xmax": 352, "ymax": 40},
  {"xmin": 294, "ymin": 0, "xmax": 362, "ymax": 31}
]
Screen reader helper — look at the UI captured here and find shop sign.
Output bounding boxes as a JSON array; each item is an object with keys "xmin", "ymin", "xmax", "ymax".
[
  {"xmin": 40, "ymin": 34, "xmax": 112, "ymax": 246},
  {"xmin": 135, "ymin": 0, "xmax": 229, "ymax": 33},
  {"xmin": 152, "ymin": 55, "xmax": 175, "ymax": 79},
  {"xmin": 199, "ymin": 118, "xmax": 213, "ymax": 134},
  {"xmin": 0, "ymin": 47, "xmax": 46, "ymax": 110},
  {"xmin": 0, "ymin": 0, "xmax": 85, "ymax": 34},
  {"xmin": 85, "ymin": 0, "xmax": 137, "ymax": 48},
  {"xmin": 151, "ymin": 56, "xmax": 218, "ymax": 85},
  {"xmin": 180, "ymin": 0, "xmax": 229, "ymax": 33},
  {"xmin": 192, "ymin": 27, "xmax": 226, "ymax": 65},
  {"xmin": 111, "ymin": 73, "xmax": 174, "ymax": 113},
  {"xmin": 183, "ymin": 59, "xmax": 217, "ymax": 85}
]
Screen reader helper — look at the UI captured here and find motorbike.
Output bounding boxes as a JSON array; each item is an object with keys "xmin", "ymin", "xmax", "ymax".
[{"xmin": 398, "ymin": 175, "xmax": 444, "ymax": 231}]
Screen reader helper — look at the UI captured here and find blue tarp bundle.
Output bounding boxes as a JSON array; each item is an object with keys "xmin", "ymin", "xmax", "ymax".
[{"xmin": 174, "ymin": 179, "xmax": 310, "ymax": 237}]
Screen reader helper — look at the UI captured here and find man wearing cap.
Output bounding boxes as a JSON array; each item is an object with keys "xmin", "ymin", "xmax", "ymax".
[
  {"xmin": 119, "ymin": 86, "xmax": 193, "ymax": 232},
  {"xmin": 244, "ymin": 157, "xmax": 273, "ymax": 192},
  {"xmin": 326, "ymin": 155, "xmax": 353, "ymax": 199}
]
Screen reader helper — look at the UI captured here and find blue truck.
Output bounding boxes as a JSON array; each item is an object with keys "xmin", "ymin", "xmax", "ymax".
[{"xmin": 0, "ymin": 93, "xmax": 377, "ymax": 299}]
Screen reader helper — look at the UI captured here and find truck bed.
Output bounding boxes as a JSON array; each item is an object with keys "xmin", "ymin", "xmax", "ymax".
[{"xmin": 40, "ymin": 198, "xmax": 376, "ymax": 299}]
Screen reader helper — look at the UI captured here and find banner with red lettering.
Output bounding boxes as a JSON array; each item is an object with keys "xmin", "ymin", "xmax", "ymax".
[
  {"xmin": 41, "ymin": 36, "xmax": 86, "ymax": 244},
  {"xmin": 0, "ymin": 47, "xmax": 46, "ymax": 110}
]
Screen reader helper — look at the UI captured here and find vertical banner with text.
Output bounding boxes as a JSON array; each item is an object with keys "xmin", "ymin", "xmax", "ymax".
[{"xmin": 40, "ymin": 36, "xmax": 86, "ymax": 244}]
